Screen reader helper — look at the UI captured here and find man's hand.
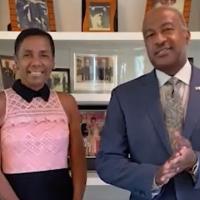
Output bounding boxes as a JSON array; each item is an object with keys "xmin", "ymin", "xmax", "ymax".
[
  {"xmin": 155, "ymin": 152, "xmax": 181, "ymax": 186},
  {"xmin": 173, "ymin": 134, "xmax": 197, "ymax": 173},
  {"xmin": 155, "ymin": 134, "xmax": 197, "ymax": 186}
]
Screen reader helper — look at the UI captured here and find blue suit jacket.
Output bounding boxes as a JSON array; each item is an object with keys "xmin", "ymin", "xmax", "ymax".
[{"xmin": 96, "ymin": 67, "xmax": 200, "ymax": 200}]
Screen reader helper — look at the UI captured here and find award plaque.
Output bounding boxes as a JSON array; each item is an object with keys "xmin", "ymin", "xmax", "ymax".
[{"xmin": 82, "ymin": 0, "xmax": 118, "ymax": 32}]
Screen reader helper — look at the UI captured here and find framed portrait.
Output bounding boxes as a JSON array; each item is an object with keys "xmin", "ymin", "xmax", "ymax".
[
  {"xmin": 79, "ymin": 105, "xmax": 107, "ymax": 170},
  {"xmin": 48, "ymin": 68, "xmax": 70, "ymax": 93},
  {"xmin": 145, "ymin": 0, "xmax": 192, "ymax": 25},
  {"xmin": 73, "ymin": 53, "xmax": 117, "ymax": 93},
  {"xmin": 8, "ymin": 0, "xmax": 56, "ymax": 31},
  {"xmin": 0, "ymin": 55, "xmax": 16, "ymax": 89},
  {"xmin": 82, "ymin": 0, "xmax": 118, "ymax": 32}
]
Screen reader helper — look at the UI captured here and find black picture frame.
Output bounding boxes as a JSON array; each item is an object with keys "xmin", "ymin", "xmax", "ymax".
[
  {"xmin": 49, "ymin": 68, "xmax": 70, "ymax": 93},
  {"xmin": 79, "ymin": 104, "xmax": 107, "ymax": 170},
  {"xmin": 0, "ymin": 55, "xmax": 16, "ymax": 89}
]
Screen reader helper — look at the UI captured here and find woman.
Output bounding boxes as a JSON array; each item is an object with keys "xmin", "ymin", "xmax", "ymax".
[{"xmin": 0, "ymin": 28, "xmax": 86, "ymax": 200}]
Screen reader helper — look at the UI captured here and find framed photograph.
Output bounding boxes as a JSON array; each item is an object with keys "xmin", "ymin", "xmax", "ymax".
[
  {"xmin": 48, "ymin": 68, "xmax": 70, "ymax": 93},
  {"xmin": 8, "ymin": 0, "xmax": 56, "ymax": 31},
  {"xmin": 79, "ymin": 105, "xmax": 107, "ymax": 170},
  {"xmin": 0, "ymin": 55, "xmax": 16, "ymax": 89},
  {"xmin": 82, "ymin": 0, "xmax": 117, "ymax": 32},
  {"xmin": 145, "ymin": 0, "xmax": 192, "ymax": 25},
  {"xmin": 74, "ymin": 53, "xmax": 117, "ymax": 93}
]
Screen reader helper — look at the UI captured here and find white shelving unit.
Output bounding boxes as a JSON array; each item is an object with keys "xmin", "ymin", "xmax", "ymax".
[
  {"xmin": 87, "ymin": 172, "xmax": 108, "ymax": 186},
  {"xmin": 1, "ymin": 31, "xmax": 200, "ymax": 42},
  {"xmin": 0, "ymin": 31, "xmax": 143, "ymax": 41},
  {"xmin": 1, "ymin": 31, "xmax": 199, "ymax": 104},
  {"xmin": 0, "ymin": 31, "xmax": 200, "ymax": 199}
]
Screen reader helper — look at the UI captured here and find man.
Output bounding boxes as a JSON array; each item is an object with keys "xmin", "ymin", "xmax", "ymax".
[{"xmin": 96, "ymin": 6, "xmax": 200, "ymax": 200}]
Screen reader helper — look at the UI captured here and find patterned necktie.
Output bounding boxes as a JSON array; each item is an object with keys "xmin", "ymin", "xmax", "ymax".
[{"xmin": 164, "ymin": 77, "xmax": 184, "ymax": 151}]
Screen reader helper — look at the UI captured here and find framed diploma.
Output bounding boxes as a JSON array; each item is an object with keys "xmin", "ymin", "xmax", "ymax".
[{"xmin": 82, "ymin": 0, "xmax": 118, "ymax": 32}]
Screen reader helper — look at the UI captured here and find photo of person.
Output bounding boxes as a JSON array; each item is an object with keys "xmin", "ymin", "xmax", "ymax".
[
  {"xmin": 89, "ymin": 3, "xmax": 110, "ymax": 31},
  {"xmin": 49, "ymin": 69, "xmax": 70, "ymax": 92},
  {"xmin": 76, "ymin": 56, "xmax": 93, "ymax": 82},
  {"xmin": 0, "ymin": 56, "xmax": 16, "ymax": 89},
  {"xmin": 16, "ymin": 0, "xmax": 49, "ymax": 30},
  {"xmin": 74, "ymin": 54, "xmax": 117, "ymax": 92},
  {"xmin": 96, "ymin": 57, "xmax": 113, "ymax": 82},
  {"xmin": 80, "ymin": 110, "xmax": 106, "ymax": 157}
]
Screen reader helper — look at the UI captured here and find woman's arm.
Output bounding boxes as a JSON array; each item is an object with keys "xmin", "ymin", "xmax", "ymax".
[
  {"xmin": 58, "ymin": 93, "xmax": 87, "ymax": 200},
  {"xmin": 0, "ymin": 92, "xmax": 19, "ymax": 200}
]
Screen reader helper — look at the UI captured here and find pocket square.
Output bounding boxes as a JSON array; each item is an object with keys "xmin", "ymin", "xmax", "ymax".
[{"xmin": 195, "ymin": 86, "xmax": 200, "ymax": 91}]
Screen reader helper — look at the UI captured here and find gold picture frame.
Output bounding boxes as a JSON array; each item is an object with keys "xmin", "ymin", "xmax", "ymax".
[
  {"xmin": 82, "ymin": 0, "xmax": 117, "ymax": 32},
  {"xmin": 145, "ymin": 0, "xmax": 192, "ymax": 25},
  {"xmin": 8, "ymin": 0, "xmax": 56, "ymax": 31}
]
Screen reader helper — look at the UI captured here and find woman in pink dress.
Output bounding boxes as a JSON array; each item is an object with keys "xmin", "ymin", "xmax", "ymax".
[{"xmin": 0, "ymin": 28, "xmax": 86, "ymax": 200}]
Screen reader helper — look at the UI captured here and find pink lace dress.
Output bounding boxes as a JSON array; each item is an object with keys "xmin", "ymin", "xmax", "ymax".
[{"xmin": 1, "ymin": 88, "xmax": 72, "ymax": 200}]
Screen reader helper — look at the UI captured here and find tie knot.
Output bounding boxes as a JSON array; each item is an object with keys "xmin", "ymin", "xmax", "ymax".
[
  {"xmin": 165, "ymin": 77, "xmax": 182, "ymax": 98},
  {"xmin": 167, "ymin": 77, "xmax": 179, "ymax": 87}
]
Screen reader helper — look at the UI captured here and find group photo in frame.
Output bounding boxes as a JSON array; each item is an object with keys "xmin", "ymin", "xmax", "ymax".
[
  {"xmin": 79, "ymin": 105, "xmax": 107, "ymax": 170},
  {"xmin": 145, "ymin": 0, "xmax": 192, "ymax": 25},
  {"xmin": 74, "ymin": 53, "xmax": 117, "ymax": 93},
  {"xmin": 82, "ymin": 0, "xmax": 117, "ymax": 32},
  {"xmin": 0, "ymin": 55, "xmax": 16, "ymax": 89},
  {"xmin": 48, "ymin": 68, "xmax": 70, "ymax": 93},
  {"xmin": 8, "ymin": 0, "xmax": 56, "ymax": 31}
]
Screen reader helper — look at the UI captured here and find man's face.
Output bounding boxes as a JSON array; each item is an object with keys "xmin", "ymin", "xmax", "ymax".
[
  {"xmin": 143, "ymin": 8, "xmax": 190, "ymax": 75},
  {"xmin": 15, "ymin": 35, "xmax": 54, "ymax": 90}
]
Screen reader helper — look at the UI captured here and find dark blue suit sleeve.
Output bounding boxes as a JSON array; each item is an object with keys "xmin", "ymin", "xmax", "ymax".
[{"xmin": 96, "ymin": 88, "xmax": 158, "ymax": 199}]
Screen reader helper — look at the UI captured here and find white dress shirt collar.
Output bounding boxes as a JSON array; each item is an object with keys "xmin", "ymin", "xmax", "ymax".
[{"xmin": 155, "ymin": 60, "xmax": 192, "ymax": 87}]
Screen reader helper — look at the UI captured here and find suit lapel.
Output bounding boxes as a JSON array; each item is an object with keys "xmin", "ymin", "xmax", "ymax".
[
  {"xmin": 144, "ymin": 71, "xmax": 172, "ymax": 154},
  {"xmin": 183, "ymin": 67, "xmax": 200, "ymax": 138}
]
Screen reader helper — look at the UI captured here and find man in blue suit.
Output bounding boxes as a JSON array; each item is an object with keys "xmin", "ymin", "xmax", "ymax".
[{"xmin": 96, "ymin": 6, "xmax": 200, "ymax": 200}]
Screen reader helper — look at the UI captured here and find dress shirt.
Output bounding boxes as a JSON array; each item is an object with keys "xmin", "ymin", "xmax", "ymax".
[{"xmin": 152, "ymin": 60, "xmax": 199, "ymax": 197}]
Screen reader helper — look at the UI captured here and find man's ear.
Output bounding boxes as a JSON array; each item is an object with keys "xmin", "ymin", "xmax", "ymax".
[{"xmin": 185, "ymin": 30, "xmax": 191, "ymax": 44}]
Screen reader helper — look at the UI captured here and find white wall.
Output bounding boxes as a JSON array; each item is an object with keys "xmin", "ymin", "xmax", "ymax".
[{"xmin": 0, "ymin": 0, "xmax": 200, "ymax": 31}]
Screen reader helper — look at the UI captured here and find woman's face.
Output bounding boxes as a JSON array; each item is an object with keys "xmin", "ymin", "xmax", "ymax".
[{"xmin": 15, "ymin": 35, "xmax": 54, "ymax": 90}]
